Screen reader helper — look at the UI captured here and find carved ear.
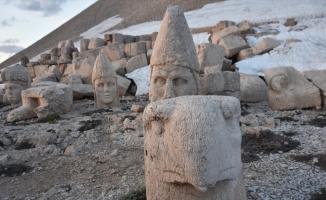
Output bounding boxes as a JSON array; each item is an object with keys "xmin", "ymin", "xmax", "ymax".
[{"xmin": 270, "ymin": 74, "xmax": 289, "ymax": 92}]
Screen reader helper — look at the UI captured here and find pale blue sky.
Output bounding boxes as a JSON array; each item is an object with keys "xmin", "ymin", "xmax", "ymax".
[{"xmin": 0, "ymin": 0, "xmax": 97, "ymax": 63}]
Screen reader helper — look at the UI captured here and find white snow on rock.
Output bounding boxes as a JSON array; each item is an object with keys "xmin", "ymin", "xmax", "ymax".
[{"xmin": 125, "ymin": 65, "xmax": 150, "ymax": 96}]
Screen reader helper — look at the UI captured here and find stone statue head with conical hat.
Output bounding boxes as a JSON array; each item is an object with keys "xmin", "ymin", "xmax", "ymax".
[
  {"xmin": 92, "ymin": 50, "xmax": 119, "ymax": 108},
  {"xmin": 2, "ymin": 64, "xmax": 31, "ymax": 108},
  {"xmin": 149, "ymin": 5, "xmax": 200, "ymax": 102}
]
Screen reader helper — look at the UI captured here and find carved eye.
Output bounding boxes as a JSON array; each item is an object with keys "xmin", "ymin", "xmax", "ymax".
[
  {"xmin": 173, "ymin": 78, "xmax": 187, "ymax": 86},
  {"xmin": 270, "ymin": 75, "xmax": 289, "ymax": 92},
  {"xmin": 155, "ymin": 77, "xmax": 166, "ymax": 87}
]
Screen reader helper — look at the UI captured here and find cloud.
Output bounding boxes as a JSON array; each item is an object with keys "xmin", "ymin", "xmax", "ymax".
[
  {"xmin": 0, "ymin": 39, "xmax": 24, "ymax": 53},
  {"xmin": 17, "ymin": 0, "xmax": 68, "ymax": 16},
  {"xmin": 1, "ymin": 17, "xmax": 17, "ymax": 27},
  {"xmin": 0, "ymin": 45, "xmax": 24, "ymax": 53}
]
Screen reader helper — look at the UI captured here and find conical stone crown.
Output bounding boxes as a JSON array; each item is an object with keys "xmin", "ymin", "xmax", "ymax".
[
  {"xmin": 92, "ymin": 50, "xmax": 117, "ymax": 83},
  {"xmin": 150, "ymin": 5, "xmax": 199, "ymax": 73}
]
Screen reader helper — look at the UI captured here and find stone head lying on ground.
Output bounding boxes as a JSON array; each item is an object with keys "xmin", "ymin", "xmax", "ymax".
[
  {"xmin": 143, "ymin": 95, "xmax": 246, "ymax": 200},
  {"xmin": 92, "ymin": 50, "xmax": 119, "ymax": 109},
  {"xmin": 1, "ymin": 64, "xmax": 31, "ymax": 108},
  {"xmin": 149, "ymin": 5, "xmax": 200, "ymax": 102}
]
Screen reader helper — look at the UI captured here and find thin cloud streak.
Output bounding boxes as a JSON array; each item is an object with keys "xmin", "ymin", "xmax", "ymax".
[
  {"xmin": 17, "ymin": 0, "xmax": 68, "ymax": 16},
  {"xmin": 1, "ymin": 17, "xmax": 16, "ymax": 27}
]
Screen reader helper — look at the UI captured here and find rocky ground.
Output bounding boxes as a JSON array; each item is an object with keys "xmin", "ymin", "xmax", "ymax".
[{"xmin": 0, "ymin": 96, "xmax": 326, "ymax": 200}]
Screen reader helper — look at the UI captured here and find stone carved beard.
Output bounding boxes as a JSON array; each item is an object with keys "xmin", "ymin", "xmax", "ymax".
[
  {"xmin": 149, "ymin": 65, "xmax": 199, "ymax": 102},
  {"xmin": 143, "ymin": 96, "xmax": 245, "ymax": 200},
  {"xmin": 94, "ymin": 77, "xmax": 119, "ymax": 109},
  {"xmin": 5, "ymin": 82, "xmax": 28, "ymax": 108}
]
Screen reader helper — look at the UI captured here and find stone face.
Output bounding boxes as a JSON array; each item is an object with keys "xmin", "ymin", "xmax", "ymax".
[
  {"xmin": 196, "ymin": 43, "xmax": 225, "ymax": 74},
  {"xmin": 2, "ymin": 64, "xmax": 31, "ymax": 108},
  {"xmin": 143, "ymin": 95, "xmax": 245, "ymax": 200},
  {"xmin": 103, "ymin": 42, "xmax": 125, "ymax": 61},
  {"xmin": 6, "ymin": 82, "xmax": 73, "ymax": 122},
  {"xmin": 304, "ymin": 70, "xmax": 326, "ymax": 106},
  {"xmin": 149, "ymin": 6, "xmax": 199, "ymax": 102},
  {"xmin": 92, "ymin": 50, "xmax": 119, "ymax": 108},
  {"xmin": 218, "ymin": 35, "xmax": 250, "ymax": 58},
  {"xmin": 88, "ymin": 37, "xmax": 105, "ymax": 50},
  {"xmin": 265, "ymin": 66, "xmax": 321, "ymax": 110},
  {"xmin": 199, "ymin": 71, "xmax": 240, "ymax": 99},
  {"xmin": 240, "ymin": 74, "xmax": 267, "ymax": 102},
  {"xmin": 211, "ymin": 26, "xmax": 240, "ymax": 44},
  {"xmin": 126, "ymin": 54, "xmax": 148, "ymax": 73},
  {"xmin": 252, "ymin": 37, "xmax": 280, "ymax": 55}
]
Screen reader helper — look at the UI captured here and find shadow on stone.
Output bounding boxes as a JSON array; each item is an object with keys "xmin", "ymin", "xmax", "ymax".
[
  {"xmin": 119, "ymin": 186, "xmax": 146, "ymax": 200},
  {"xmin": 0, "ymin": 164, "xmax": 33, "ymax": 177},
  {"xmin": 311, "ymin": 187, "xmax": 326, "ymax": 200},
  {"xmin": 241, "ymin": 152, "xmax": 260, "ymax": 163},
  {"xmin": 241, "ymin": 130, "xmax": 300, "ymax": 155},
  {"xmin": 305, "ymin": 117, "xmax": 326, "ymax": 128}
]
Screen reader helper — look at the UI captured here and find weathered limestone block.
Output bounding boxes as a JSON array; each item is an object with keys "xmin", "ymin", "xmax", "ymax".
[
  {"xmin": 27, "ymin": 66, "xmax": 36, "ymax": 78},
  {"xmin": 117, "ymin": 75, "xmax": 131, "ymax": 96},
  {"xmin": 2, "ymin": 64, "xmax": 31, "ymax": 108},
  {"xmin": 252, "ymin": 37, "xmax": 280, "ymax": 55},
  {"xmin": 218, "ymin": 35, "xmax": 250, "ymax": 58},
  {"xmin": 237, "ymin": 48, "xmax": 254, "ymax": 61},
  {"xmin": 103, "ymin": 42, "xmax": 125, "ymax": 61},
  {"xmin": 50, "ymin": 47, "xmax": 59, "ymax": 57},
  {"xmin": 151, "ymin": 32, "xmax": 158, "ymax": 42},
  {"xmin": 73, "ymin": 59, "xmax": 94, "ymax": 85},
  {"xmin": 39, "ymin": 53, "xmax": 51, "ymax": 63},
  {"xmin": 92, "ymin": 50, "xmax": 119, "ymax": 108},
  {"xmin": 237, "ymin": 20, "xmax": 253, "ymax": 34},
  {"xmin": 199, "ymin": 71, "xmax": 240, "ymax": 99},
  {"xmin": 149, "ymin": 6, "xmax": 200, "ymax": 102},
  {"xmin": 112, "ymin": 33, "xmax": 124, "ymax": 44},
  {"xmin": 139, "ymin": 34, "xmax": 152, "ymax": 41},
  {"xmin": 48, "ymin": 65, "xmax": 63, "ymax": 81},
  {"xmin": 211, "ymin": 26, "xmax": 240, "ymax": 44},
  {"xmin": 304, "ymin": 70, "xmax": 326, "ymax": 106},
  {"xmin": 6, "ymin": 82, "xmax": 73, "ymax": 122},
  {"xmin": 123, "ymin": 35, "xmax": 135, "ymax": 44},
  {"xmin": 80, "ymin": 48, "xmax": 101, "ymax": 62},
  {"xmin": 80, "ymin": 39, "xmax": 90, "ymax": 52},
  {"xmin": 147, "ymin": 49, "xmax": 153, "ymax": 64},
  {"xmin": 143, "ymin": 95, "xmax": 246, "ymax": 200},
  {"xmin": 240, "ymin": 74, "xmax": 267, "ymax": 102},
  {"xmin": 126, "ymin": 54, "xmax": 148, "ymax": 73},
  {"xmin": 34, "ymin": 65, "xmax": 49, "ymax": 77},
  {"xmin": 63, "ymin": 74, "xmax": 93, "ymax": 100},
  {"xmin": 196, "ymin": 43, "xmax": 225, "ymax": 74},
  {"xmin": 222, "ymin": 58, "xmax": 232, "ymax": 71},
  {"xmin": 112, "ymin": 58, "xmax": 127, "ymax": 76},
  {"xmin": 284, "ymin": 18, "xmax": 297, "ymax": 26},
  {"xmin": 104, "ymin": 34, "xmax": 112, "ymax": 43},
  {"xmin": 88, "ymin": 37, "xmax": 105, "ymax": 50},
  {"xmin": 265, "ymin": 66, "xmax": 321, "ymax": 110},
  {"xmin": 32, "ymin": 73, "xmax": 58, "ymax": 87},
  {"xmin": 145, "ymin": 41, "xmax": 152, "ymax": 52}
]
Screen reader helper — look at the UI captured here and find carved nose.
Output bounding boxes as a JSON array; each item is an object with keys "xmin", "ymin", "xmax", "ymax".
[{"xmin": 164, "ymin": 82, "xmax": 175, "ymax": 99}]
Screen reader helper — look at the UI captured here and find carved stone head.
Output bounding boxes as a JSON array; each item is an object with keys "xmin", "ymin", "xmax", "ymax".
[
  {"xmin": 92, "ymin": 50, "xmax": 119, "ymax": 109},
  {"xmin": 143, "ymin": 95, "xmax": 243, "ymax": 199},
  {"xmin": 2, "ymin": 64, "xmax": 31, "ymax": 108},
  {"xmin": 149, "ymin": 6, "xmax": 199, "ymax": 102}
]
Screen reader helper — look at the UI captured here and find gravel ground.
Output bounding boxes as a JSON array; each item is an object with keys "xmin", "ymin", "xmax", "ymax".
[
  {"xmin": 0, "ymin": 97, "xmax": 325, "ymax": 199},
  {"xmin": 0, "ymin": 0, "xmax": 222, "ymax": 69}
]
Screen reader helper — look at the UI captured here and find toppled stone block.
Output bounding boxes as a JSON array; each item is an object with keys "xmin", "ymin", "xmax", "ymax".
[
  {"xmin": 80, "ymin": 48, "xmax": 101, "ymax": 62},
  {"xmin": 130, "ymin": 104, "xmax": 145, "ymax": 112},
  {"xmin": 237, "ymin": 48, "xmax": 254, "ymax": 61},
  {"xmin": 123, "ymin": 35, "xmax": 135, "ymax": 44},
  {"xmin": 80, "ymin": 39, "xmax": 90, "ymax": 52},
  {"xmin": 117, "ymin": 75, "xmax": 131, "ymax": 96},
  {"xmin": 196, "ymin": 43, "xmax": 225, "ymax": 74},
  {"xmin": 74, "ymin": 59, "xmax": 94, "ymax": 85},
  {"xmin": 6, "ymin": 82, "xmax": 73, "ymax": 122},
  {"xmin": 151, "ymin": 32, "xmax": 158, "ymax": 42},
  {"xmin": 32, "ymin": 73, "xmax": 58, "ymax": 86},
  {"xmin": 112, "ymin": 33, "xmax": 124, "ymax": 44},
  {"xmin": 139, "ymin": 34, "xmax": 151, "ymax": 41},
  {"xmin": 284, "ymin": 18, "xmax": 297, "ymax": 26},
  {"xmin": 103, "ymin": 42, "xmax": 125, "ymax": 61},
  {"xmin": 126, "ymin": 54, "xmax": 148, "ymax": 73},
  {"xmin": 304, "ymin": 70, "xmax": 326, "ymax": 106},
  {"xmin": 252, "ymin": 37, "xmax": 280, "ymax": 55},
  {"xmin": 237, "ymin": 20, "xmax": 253, "ymax": 34},
  {"xmin": 240, "ymin": 74, "xmax": 267, "ymax": 102},
  {"xmin": 265, "ymin": 66, "xmax": 321, "ymax": 110},
  {"xmin": 70, "ymin": 83, "xmax": 94, "ymax": 100},
  {"xmin": 88, "ymin": 37, "xmax": 105, "ymax": 50},
  {"xmin": 21, "ymin": 56, "xmax": 29, "ymax": 67},
  {"xmin": 199, "ymin": 71, "xmax": 240, "ymax": 99},
  {"xmin": 48, "ymin": 65, "xmax": 63, "ymax": 81},
  {"xmin": 34, "ymin": 65, "xmax": 49, "ymax": 77},
  {"xmin": 211, "ymin": 26, "xmax": 240, "ymax": 44},
  {"xmin": 27, "ymin": 66, "xmax": 36, "ymax": 78},
  {"xmin": 218, "ymin": 35, "xmax": 249, "ymax": 58},
  {"xmin": 112, "ymin": 58, "xmax": 127, "ymax": 76}
]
